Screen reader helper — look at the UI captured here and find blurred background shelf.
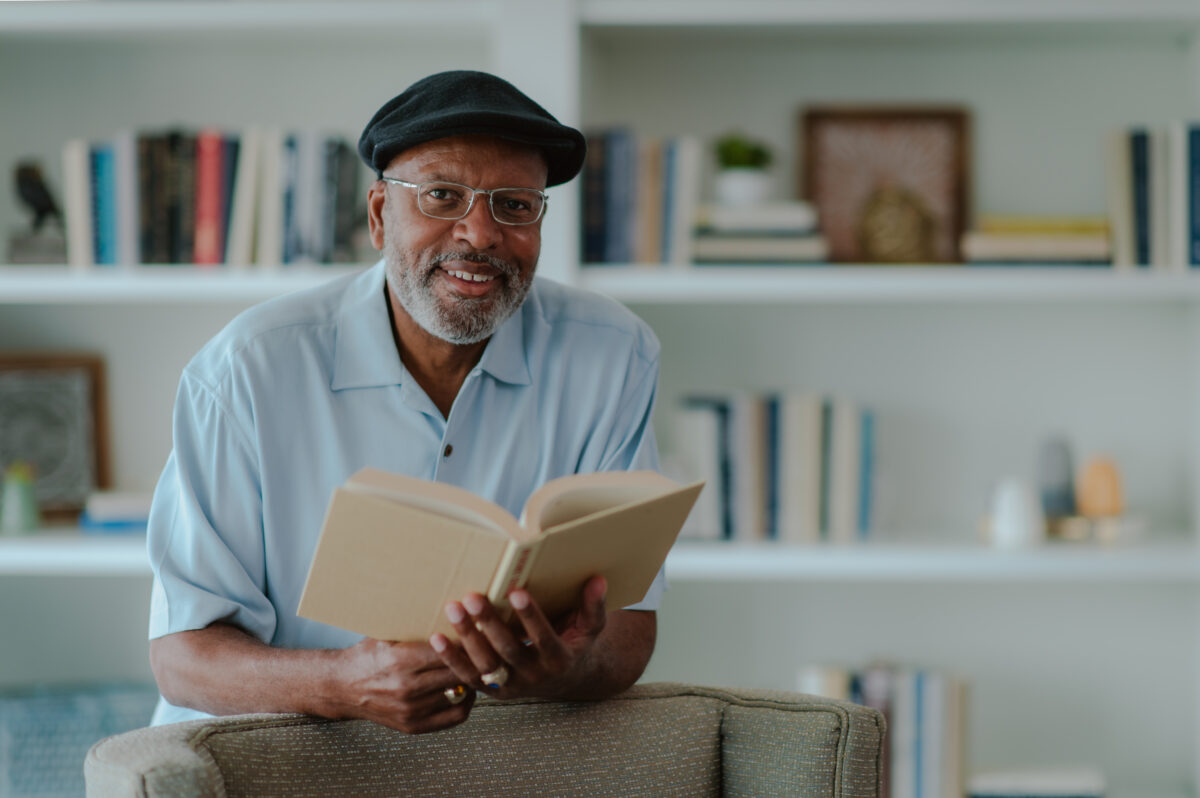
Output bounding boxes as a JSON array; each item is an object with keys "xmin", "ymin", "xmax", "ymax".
[{"xmin": 666, "ymin": 539, "xmax": 1200, "ymax": 582}]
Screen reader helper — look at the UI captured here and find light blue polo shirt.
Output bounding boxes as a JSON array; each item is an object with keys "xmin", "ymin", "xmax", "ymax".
[{"xmin": 147, "ymin": 260, "xmax": 663, "ymax": 725}]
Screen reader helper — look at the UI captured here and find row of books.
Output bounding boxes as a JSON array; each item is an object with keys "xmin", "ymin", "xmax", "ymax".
[
  {"xmin": 671, "ymin": 391, "xmax": 874, "ymax": 543},
  {"xmin": 797, "ymin": 663, "xmax": 966, "ymax": 798},
  {"xmin": 581, "ymin": 128, "xmax": 702, "ymax": 265},
  {"xmin": 61, "ymin": 127, "xmax": 362, "ymax": 269},
  {"xmin": 1104, "ymin": 123, "xmax": 1200, "ymax": 271}
]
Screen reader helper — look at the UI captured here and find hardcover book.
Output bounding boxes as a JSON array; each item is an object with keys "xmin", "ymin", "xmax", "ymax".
[{"xmin": 297, "ymin": 468, "xmax": 704, "ymax": 642}]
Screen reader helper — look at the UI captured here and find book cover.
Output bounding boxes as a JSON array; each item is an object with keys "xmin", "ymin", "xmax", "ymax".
[
  {"xmin": 1103, "ymin": 129, "xmax": 1135, "ymax": 270},
  {"xmin": 827, "ymin": 397, "xmax": 861, "ymax": 543},
  {"xmin": 695, "ymin": 201, "xmax": 819, "ymax": 234},
  {"xmin": 193, "ymin": 128, "xmax": 226, "ymax": 266},
  {"xmin": 960, "ymin": 232, "xmax": 1110, "ymax": 263},
  {"xmin": 297, "ymin": 468, "xmax": 702, "ymax": 642},
  {"xmin": 112, "ymin": 130, "xmax": 139, "ymax": 268},
  {"xmin": 672, "ymin": 405, "xmax": 725, "ymax": 541},
  {"xmin": 225, "ymin": 127, "xmax": 261, "ymax": 269},
  {"xmin": 89, "ymin": 141, "xmax": 117, "ymax": 267},
  {"xmin": 1129, "ymin": 128, "xmax": 1150, "ymax": 267},
  {"xmin": 682, "ymin": 395, "xmax": 734, "ymax": 540},
  {"xmin": 777, "ymin": 391, "xmax": 823, "ymax": 544},
  {"xmin": 692, "ymin": 232, "xmax": 829, "ymax": 263},
  {"xmin": 254, "ymin": 127, "xmax": 285, "ymax": 267},
  {"xmin": 664, "ymin": 135, "xmax": 702, "ymax": 267},
  {"xmin": 62, "ymin": 138, "xmax": 94, "ymax": 270}
]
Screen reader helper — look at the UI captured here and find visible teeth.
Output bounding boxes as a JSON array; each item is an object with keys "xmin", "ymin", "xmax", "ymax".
[{"xmin": 447, "ymin": 269, "xmax": 494, "ymax": 283}]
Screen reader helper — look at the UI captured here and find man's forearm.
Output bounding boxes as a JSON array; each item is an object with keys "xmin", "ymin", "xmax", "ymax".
[
  {"xmin": 149, "ymin": 623, "xmax": 343, "ymax": 717},
  {"xmin": 551, "ymin": 610, "xmax": 656, "ymax": 701}
]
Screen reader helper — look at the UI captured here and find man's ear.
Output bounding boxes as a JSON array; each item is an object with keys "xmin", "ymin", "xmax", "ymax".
[{"xmin": 366, "ymin": 182, "xmax": 387, "ymax": 251}]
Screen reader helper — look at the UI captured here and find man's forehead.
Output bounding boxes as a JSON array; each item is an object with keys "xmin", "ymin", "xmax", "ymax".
[{"xmin": 387, "ymin": 135, "xmax": 550, "ymax": 182}]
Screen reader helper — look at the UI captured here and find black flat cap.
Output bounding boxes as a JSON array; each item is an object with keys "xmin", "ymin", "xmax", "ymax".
[{"xmin": 358, "ymin": 70, "xmax": 587, "ymax": 187}]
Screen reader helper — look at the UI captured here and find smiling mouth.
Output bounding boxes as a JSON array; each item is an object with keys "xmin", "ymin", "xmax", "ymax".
[{"xmin": 444, "ymin": 269, "xmax": 496, "ymax": 283}]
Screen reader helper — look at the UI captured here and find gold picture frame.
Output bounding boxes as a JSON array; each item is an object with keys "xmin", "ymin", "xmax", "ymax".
[{"xmin": 801, "ymin": 106, "xmax": 970, "ymax": 264}]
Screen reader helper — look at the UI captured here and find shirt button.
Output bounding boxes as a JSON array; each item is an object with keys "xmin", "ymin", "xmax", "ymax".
[{"xmin": 443, "ymin": 444, "xmax": 453, "ymax": 457}]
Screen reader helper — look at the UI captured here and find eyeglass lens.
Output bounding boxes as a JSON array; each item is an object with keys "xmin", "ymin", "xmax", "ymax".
[{"xmin": 417, "ymin": 182, "xmax": 544, "ymax": 225}]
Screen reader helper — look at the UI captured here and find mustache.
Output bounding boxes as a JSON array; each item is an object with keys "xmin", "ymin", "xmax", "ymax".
[{"xmin": 429, "ymin": 251, "xmax": 519, "ymax": 279}]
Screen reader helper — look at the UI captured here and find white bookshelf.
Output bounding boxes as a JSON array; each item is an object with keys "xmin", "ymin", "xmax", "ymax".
[
  {"xmin": 0, "ymin": 532, "xmax": 148, "ymax": 576},
  {"xmin": 581, "ymin": 265, "xmax": 1200, "ymax": 303},
  {"xmin": 6, "ymin": 532, "xmax": 1195, "ymax": 583},
  {"xmin": 2, "ymin": 2, "xmax": 1198, "ymax": 795},
  {"xmin": 666, "ymin": 539, "xmax": 1200, "ymax": 582},
  {"xmin": 0, "ymin": 265, "xmax": 366, "ymax": 304}
]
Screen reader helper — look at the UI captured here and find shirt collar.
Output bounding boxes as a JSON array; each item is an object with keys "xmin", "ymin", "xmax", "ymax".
[{"xmin": 331, "ymin": 259, "xmax": 534, "ymax": 391}]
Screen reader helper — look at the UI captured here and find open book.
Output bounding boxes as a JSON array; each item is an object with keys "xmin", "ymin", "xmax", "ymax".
[{"xmin": 297, "ymin": 468, "xmax": 704, "ymax": 642}]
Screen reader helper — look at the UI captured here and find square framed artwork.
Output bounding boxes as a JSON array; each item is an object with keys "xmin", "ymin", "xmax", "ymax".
[
  {"xmin": 800, "ymin": 107, "xmax": 970, "ymax": 263},
  {"xmin": 0, "ymin": 353, "xmax": 110, "ymax": 517}
]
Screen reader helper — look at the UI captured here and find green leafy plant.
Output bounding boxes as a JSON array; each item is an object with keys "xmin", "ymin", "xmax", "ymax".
[{"xmin": 715, "ymin": 133, "xmax": 772, "ymax": 170}]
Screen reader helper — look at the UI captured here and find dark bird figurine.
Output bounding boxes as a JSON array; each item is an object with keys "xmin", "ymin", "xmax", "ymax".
[{"xmin": 14, "ymin": 160, "xmax": 63, "ymax": 233}]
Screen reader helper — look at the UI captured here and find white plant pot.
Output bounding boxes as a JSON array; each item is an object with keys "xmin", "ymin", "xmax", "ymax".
[{"xmin": 714, "ymin": 168, "xmax": 772, "ymax": 207}]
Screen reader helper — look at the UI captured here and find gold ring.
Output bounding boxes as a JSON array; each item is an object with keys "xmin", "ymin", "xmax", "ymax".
[
  {"xmin": 481, "ymin": 664, "xmax": 509, "ymax": 689},
  {"xmin": 443, "ymin": 684, "xmax": 468, "ymax": 705}
]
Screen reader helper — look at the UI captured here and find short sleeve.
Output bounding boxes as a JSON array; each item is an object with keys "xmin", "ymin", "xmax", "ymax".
[{"xmin": 147, "ymin": 371, "xmax": 276, "ymax": 643}]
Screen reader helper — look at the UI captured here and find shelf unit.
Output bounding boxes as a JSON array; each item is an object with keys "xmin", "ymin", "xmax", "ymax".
[
  {"xmin": 5, "ymin": 532, "xmax": 1197, "ymax": 583},
  {"xmin": 3, "ymin": 2, "xmax": 1200, "ymax": 796}
]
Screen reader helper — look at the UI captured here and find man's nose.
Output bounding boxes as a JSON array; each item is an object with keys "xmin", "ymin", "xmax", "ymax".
[{"xmin": 453, "ymin": 193, "xmax": 502, "ymax": 249}]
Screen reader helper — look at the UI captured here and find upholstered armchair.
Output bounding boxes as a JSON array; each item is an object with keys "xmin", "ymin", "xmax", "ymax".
[{"xmin": 85, "ymin": 682, "xmax": 885, "ymax": 797}]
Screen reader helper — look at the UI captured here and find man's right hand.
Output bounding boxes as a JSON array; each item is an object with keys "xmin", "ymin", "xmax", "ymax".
[
  {"xmin": 334, "ymin": 637, "xmax": 475, "ymax": 734},
  {"xmin": 150, "ymin": 623, "xmax": 474, "ymax": 735}
]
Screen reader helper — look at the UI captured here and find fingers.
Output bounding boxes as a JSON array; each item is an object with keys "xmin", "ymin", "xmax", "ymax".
[{"xmin": 436, "ymin": 596, "xmax": 517, "ymax": 688}]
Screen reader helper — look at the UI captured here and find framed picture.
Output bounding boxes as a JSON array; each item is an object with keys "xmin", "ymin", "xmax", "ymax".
[
  {"xmin": 0, "ymin": 353, "xmax": 110, "ymax": 517},
  {"xmin": 800, "ymin": 107, "xmax": 970, "ymax": 263}
]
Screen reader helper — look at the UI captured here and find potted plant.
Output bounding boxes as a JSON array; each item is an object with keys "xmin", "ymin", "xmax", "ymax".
[{"xmin": 713, "ymin": 132, "xmax": 773, "ymax": 207}]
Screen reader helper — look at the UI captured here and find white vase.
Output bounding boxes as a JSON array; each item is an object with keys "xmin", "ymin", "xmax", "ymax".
[{"xmin": 713, "ymin": 168, "xmax": 772, "ymax": 207}]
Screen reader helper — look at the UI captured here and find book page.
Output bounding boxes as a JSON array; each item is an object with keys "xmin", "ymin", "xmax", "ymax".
[
  {"xmin": 347, "ymin": 467, "xmax": 522, "ymax": 540},
  {"xmin": 297, "ymin": 488, "xmax": 508, "ymax": 641},
  {"xmin": 520, "ymin": 470, "xmax": 681, "ymax": 534},
  {"xmin": 519, "ymin": 480, "xmax": 704, "ymax": 622}
]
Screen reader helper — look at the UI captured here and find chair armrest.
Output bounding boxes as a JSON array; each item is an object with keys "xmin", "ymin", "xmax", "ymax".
[{"xmin": 86, "ymin": 683, "xmax": 884, "ymax": 798}]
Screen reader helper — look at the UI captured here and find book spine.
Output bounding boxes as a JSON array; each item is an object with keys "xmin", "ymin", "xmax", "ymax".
[
  {"xmin": 858, "ymin": 409, "xmax": 875, "ymax": 540},
  {"xmin": 818, "ymin": 398, "xmax": 833, "ymax": 540},
  {"xmin": 63, "ymin": 138, "xmax": 95, "ymax": 270},
  {"xmin": 1130, "ymin": 129, "xmax": 1150, "ymax": 267},
  {"xmin": 112, "ymin": 131, "xmax": 139, "ymax": 267},
  {"xmin": 90, "ymin": 142, "xmax": 117, "ymax": 266},
  {"xmin": 764, "ymin": 394, "xmax": 780, "ymax": 540},
  {"xmin": 1191, "ymin": 125, "xmax": 1200, "ymax": 267},
  {"xmin": 193, "ymin": 129, "xmax": 225, "ymax": 266},
  {"xmin": 486, "ymin": 539, "xmax": 542, "ymax": 622}
]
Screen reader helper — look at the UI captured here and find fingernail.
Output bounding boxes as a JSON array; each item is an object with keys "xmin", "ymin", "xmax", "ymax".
[
  {"xmin": 463, "ymin": 594, "xmax": 486, "ymax": 615},
  {"xmin": 509, "ymin": 590, "xmax": 530, "ymax": 610},
  {"xmin": 430, "ymin": 634, "xmax": 447, "ymax": 653},
  {"xmin": 445, "ymin": 603, "xmax": 465, "ymax": 624}
]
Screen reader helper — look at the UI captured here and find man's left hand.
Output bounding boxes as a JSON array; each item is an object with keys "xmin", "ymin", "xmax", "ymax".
[{"xmin": 429, "ymin": 575, "xmax": 609, "ymax": 700}]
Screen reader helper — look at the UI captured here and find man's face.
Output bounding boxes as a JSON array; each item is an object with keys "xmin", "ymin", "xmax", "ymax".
[{"xmin": 370, "ymin": 135, "xmax": 548, "ymax": 345}]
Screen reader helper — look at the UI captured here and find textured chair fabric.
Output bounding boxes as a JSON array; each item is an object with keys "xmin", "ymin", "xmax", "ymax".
[{"xmin": 85, "ymin": 682, "xmax": 884, "ymax": 798}]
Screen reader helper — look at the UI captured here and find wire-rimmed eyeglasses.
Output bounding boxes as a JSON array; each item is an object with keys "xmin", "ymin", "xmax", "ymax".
[{"xmin": 380, "ymin": 177, "xmax": 548, "ymax": 226}]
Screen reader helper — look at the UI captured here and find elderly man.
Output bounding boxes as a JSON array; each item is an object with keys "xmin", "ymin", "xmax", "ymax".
[{"xmin": 147, "ymin": 71, "xmax": 663, "ymax": 734}]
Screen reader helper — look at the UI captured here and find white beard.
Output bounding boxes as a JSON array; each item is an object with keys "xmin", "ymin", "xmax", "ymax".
[{"xmin": 384, "ymin": 244, "xmax": 533, "ymax": 345}]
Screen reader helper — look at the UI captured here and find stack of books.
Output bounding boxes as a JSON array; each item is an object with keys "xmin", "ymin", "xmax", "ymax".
[
  {"xmin": 692, "ymin": 201, "xmax": 829, "ymax": 264},
  {"xmin": 580, "ymin": 128, "xmax": 702, "ymax": 266},
  {"xmin": 1104, "ymin": 123, "xmax": 1200, "ymax": 270},
  {"xmin": 960, "ymin": 215, "xmax": 1111, "ymax": 266},
  {"xmin": 796, "ymin": 662, "xmax": 967, "ymax": 798},
  {"xmin": 61, "ymin": 127, "xmax": 363, "ymax": 270},
  {"xmin": 671, "ymin": 391, "xmax": 874, "ymax": 543}
]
